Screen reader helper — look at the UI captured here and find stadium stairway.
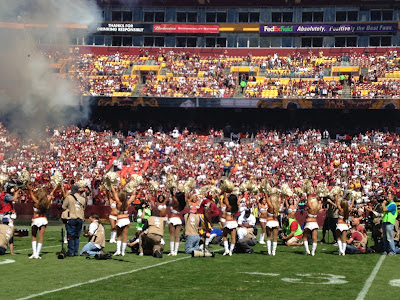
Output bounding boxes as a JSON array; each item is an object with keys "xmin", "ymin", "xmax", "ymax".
[
  {"xmin": 132, "ymin": 82, "xmax": 144, "ymax": 96},
  {"xmin": 342, "ymin": 83, "xmax": 351, "ymax": 98}
]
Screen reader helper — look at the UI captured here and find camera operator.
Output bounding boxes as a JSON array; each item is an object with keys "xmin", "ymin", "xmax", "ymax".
[
  {"xmin": 344, "ymin": 225, "xmax": 367, "ymax": 254},
  {"xmin": 0, "ymin": 216, "xmax": 14, "ymax": 255},
  {"xmin": 62, "ymin": 185, "xmax": 86, "ymax": 257},
  {"xmin": 381, "ymin": 190, "xmax": 398, "ymax": 255},
  {"xmin": 80, "ymin": 213, "xmax": 105, "ymax": 256},
  {"xmin": 128, "ymin": 199, "xmax": 151, "ymax": 253},
  {"xmin": 183, "ymin": 211, "xmax": 203, "ymax": 255},
  {"xmin": 235, "ymin": 209, "xmax": 257, "ymax": 254},
  {"xmin": 138, "ymin": 213, "xmax": 164, "ymax": 258},
  {"xmin": 365, "ymin": 195, "xmax": 383, "ymax": 251},
  {"xmin": 320, "ymin": 197, "xmax": 338, "ymax": 244},
  {"xmin": 281, "ymin": 216, "xmax": 303, "ymax": 247}
]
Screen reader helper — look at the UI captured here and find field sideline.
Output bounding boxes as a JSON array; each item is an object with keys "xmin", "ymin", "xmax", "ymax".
[{"xmin": 2, "ymin": 222, "xmax": 399, "ymax": 300}]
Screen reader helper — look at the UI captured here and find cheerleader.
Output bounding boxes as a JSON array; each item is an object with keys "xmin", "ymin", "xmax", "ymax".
[
  {"xmin": 27, "ymin": 183, "xmax": 57, "ymax": 259},
  {"xmin": 110, "ymin": 185, "xmax": 134, "ymax": 256},
  {"xmin": 222, "ymin": 192, "xmax": 239, "ymax": 256},
  {"xmin": 285, "ymin": 195, "xmax": 300, "ymax": 219},
  {"xmin": 107, "ymin": 190, "xmax": 118, "ymax": 243},
  {"xmin": 258, "ymin": 195, "xmax": 268, "ymax": 244},
  {"xmin": 156, "ymin": 193, "xmax": 168, "ymax": 221},
  {"xmin": 265, "ymin": 194, "xmax": 281, "ymax": 256},
  {"xmin": 168, "ymin": 191, "xmax": 186, "ymax": 256},
  {"xmin": 218, "ymin": 194, "xmax": 227, "ymax": 229},
  {"xmin": 303, "ymin": 197, "xmax": 321, "ymax": 256},
  {"xmin": 336, "ymin": 194, "xmax": 355, "ymax": 256}
]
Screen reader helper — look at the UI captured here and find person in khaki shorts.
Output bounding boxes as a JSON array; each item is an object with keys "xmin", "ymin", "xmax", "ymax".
[
  {"xmin": 62, "ymin": 185, "xmax": 86, "ymax": 257},
  {"xmin": 138, "ymin": 215, "xmax": 164, "ymax": 258},
  {"xmin": 0, "ymin": 217, "xmax": 14, "ymax": 255}
]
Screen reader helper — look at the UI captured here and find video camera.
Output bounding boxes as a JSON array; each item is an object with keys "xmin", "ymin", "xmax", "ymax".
[{"xmin": 4, "ymin": 178, "xmax": 27, "ymax": 192}]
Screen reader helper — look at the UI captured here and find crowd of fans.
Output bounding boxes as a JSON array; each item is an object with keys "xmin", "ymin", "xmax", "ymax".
[
  {"xmin": 44, "ymin": 48, "xmax": 400, "ymax": 100},
  {"xmin": 0, "ymin": 122, "xmax": 400, "ymax": 256}
]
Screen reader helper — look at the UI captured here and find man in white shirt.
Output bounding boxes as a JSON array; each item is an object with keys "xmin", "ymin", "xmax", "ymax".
[
  {"xmin": 80, "ymin": 213, "xmax": 105, "ymax": 256},
  {"xmin": 236, "ymin": 209, "xmax": 257, "ymax": 254}
]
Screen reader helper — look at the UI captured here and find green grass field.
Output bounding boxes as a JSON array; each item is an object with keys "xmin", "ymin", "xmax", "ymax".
[{"xmin": 2, "ymin": 221, "xmax": 399, "ymax": 300}]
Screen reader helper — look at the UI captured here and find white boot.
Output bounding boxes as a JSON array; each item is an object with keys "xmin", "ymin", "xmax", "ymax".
[
  {"xmin": 174, "ymin": 242, "xmax": 179, "ymax": 256},
  {"xmin": 266, "ymin": 240, "xmax": 271, "ymax": 255},
  {"xmin": 311, "ymin": 243, "xmax": 317, "ymax": 256},
  {"xmin": 29, "ymin": 241, "xmax": 37, "ymax": 259},
  {"xmin": 272, "ymin": 242, "xmax": 277, "ymax": 256},
  {"xmin": 35, "ymin": 243, "xmax": 43, "ymax": 259},
  {"xmin": 114, "ymin": 240, "xmax": 121, "ymax": 256},
  {"xmin": 110, "ymin": 231, "xmax": 116, "ymax": 243},
  {"xmin": 304, "ymin": 240, "xmax": 310, "ymax": 255},
  {"xmin": 337, "ymin": 240, "xmax": 343, "ymax": 255},
  {"xmin": 168, "ymin": 242, "xmax": 175, "ymax": 256},
  {"xmin": 121, "ymin": 243, "xmax": 127, "ymax": 256},
  {"xmin": 223, "ymin": 241, "xmax": 229, "ymax": 255},
  {"xmin": 259, "ymin": 233, "xmax": 266, "ymax": 244}
]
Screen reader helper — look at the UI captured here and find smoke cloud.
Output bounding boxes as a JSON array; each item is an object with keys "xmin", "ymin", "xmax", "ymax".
[{"xmin": 0, "ymin": 0, "xmax": 102, "ymax": 135}]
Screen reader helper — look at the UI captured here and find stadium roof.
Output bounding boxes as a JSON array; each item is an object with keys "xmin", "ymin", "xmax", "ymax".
[{"xmin": 96, "ymin": 0, "xmax": 400, "ymax": 7}]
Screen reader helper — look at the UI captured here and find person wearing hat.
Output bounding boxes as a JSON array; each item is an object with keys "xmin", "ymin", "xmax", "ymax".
[
  {"xmin": 62, "ymin": 185, "xmax": 86, "ymax": 257},
  {"xmin": 80, "ymin": 213, "xmax": 105, "ymax": 256},
  {"xmin": 0, "ymin": 216, "xmax": 14, "ymax": 255}
]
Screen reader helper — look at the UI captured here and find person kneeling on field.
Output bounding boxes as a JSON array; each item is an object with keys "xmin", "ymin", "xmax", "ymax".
[
  {"xmin": 281, "ymin": 217, "xmax": 303, "ymax": 246},
  {"xmin": 138, "ymin": 214, "xmax": 164, "ymax": 258},
  {"xmin": 0, "ymin": 217, "xmax": 14, "ymax": 255},
  {"xmin": 235, "ymin": 209, "xmax": 257, "ymax": 254},
  {"xmin": 344, "ymin": 226, "xmax": 367, "ymax": 254},
  {"xmin": 80, "ymin": 213, "xmax": 105, "ymax": 256}
]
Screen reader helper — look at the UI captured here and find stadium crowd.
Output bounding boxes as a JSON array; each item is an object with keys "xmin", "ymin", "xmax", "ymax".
[
  {"xmin": 0, "ymin": 123, "xmax": 400, "ymax": 257},
  {"xmin": 47, "ymin": 48, "xmax": 400, "ymax": 99}
]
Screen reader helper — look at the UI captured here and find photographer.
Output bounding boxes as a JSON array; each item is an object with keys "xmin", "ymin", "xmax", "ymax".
[
  {"xmin": 344, "ymin": 225, "xmax": 367, "ymax": 254},
  {"xmin": 281, "ymin": 216, "xmax": 303, "ymax": 247},
  {"xmin": 138, "ymin": 214, "xmax": 164, "ymax": 258},
  {"xmin": 320, "ymin": 197, "xmax": 338, "ymax": 244},
  {"xmin": 62, "ymin": 185, "xmax": 86, "ymax": 257},
  {"xmin": 365, "ymin": 195, "xmax": 383, "ymax": 251},
  {"xmin": 80, "ymin": 213, "xmax": 105, "ymax": 256},
  {"xmin": 0, "ymin": 216, "xmax": 14, "ymax": 255},
  {"xmin": 235, "ymin": 209, "xmax": 257, "ymax": 254},
  {"xmin": 381, "ymin": 190, "xmax": 398, "ymax": 255},
  {"xmin": 128, "ymin": 199, "xmax": 151, "ymax": 253}
]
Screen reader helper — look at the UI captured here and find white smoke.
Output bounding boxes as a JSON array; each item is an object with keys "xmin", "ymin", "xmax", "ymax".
[{"xmin": 0, "ymin": 0, "xmax": 102, "ymax": 134}]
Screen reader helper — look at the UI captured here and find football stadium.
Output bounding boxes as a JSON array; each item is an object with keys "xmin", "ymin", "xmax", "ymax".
[{"xmin": 1, "ymin": 0, "xmax": 400, "ymax": 299}]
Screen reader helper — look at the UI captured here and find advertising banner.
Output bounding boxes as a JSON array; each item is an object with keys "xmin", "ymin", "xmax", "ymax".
[
  {"xmin": 88, "ymin": 97, "xmax": 400, "ymax": 110},
  {"xmin": 260, "ymin": 23, "xmax": 398, "ymax": 34},
  {"xmin": 153, "ymin": 24, "xmax": 219, "ymax": 33},
  {"xmin": 97, "ymin": 23, "xmax": 152, "ymax": 33}
]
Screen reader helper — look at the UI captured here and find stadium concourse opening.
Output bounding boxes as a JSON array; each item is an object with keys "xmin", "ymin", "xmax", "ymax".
[{"xmin": 90, "ymin": 105, "xmax": 400, "ymax": 136}]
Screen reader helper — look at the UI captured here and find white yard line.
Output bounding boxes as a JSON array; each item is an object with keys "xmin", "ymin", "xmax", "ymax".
[
  {"xmin": 355, "ymin": 255, "xmax": 386, "ymax": 300},
  {"xmin": 16, "ymin": 256, "xmax": 191, "ymax": 300}
]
